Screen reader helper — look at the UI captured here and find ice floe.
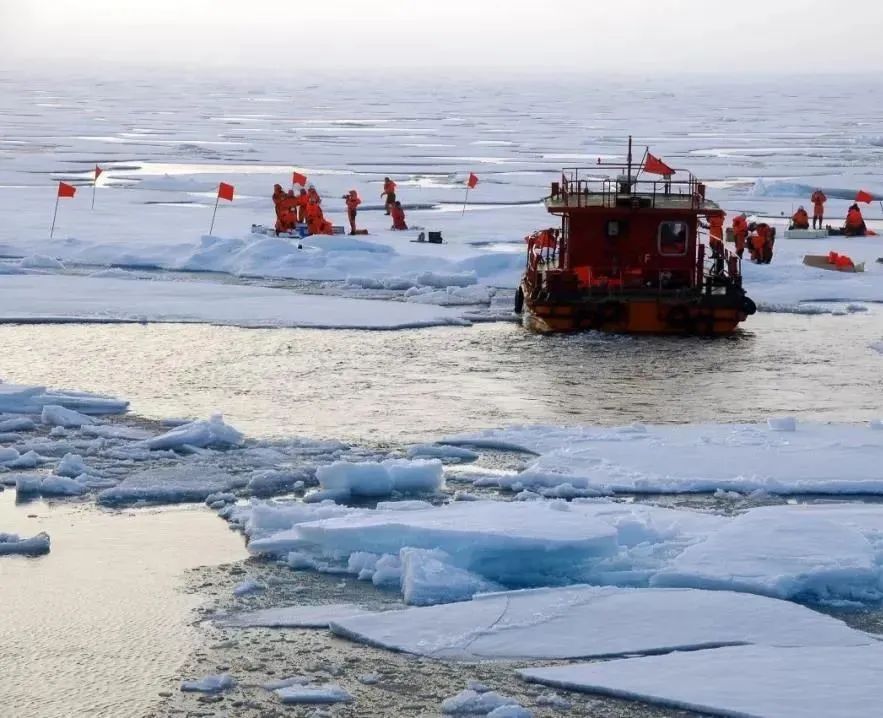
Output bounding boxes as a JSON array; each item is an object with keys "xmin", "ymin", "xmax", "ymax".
[
  {"xmin": 142, "ymin": 415, "xmax": 244, "ymax": 451},
  {"xmin": 445, "ymin": 422, "xmax": 883, "ymax": 495},
  {"xmin": 218, "ymin": 603, "xmax": 369, "ymax": 628},
  {"xmin": 0, "ymin": 383, "xmax": 127, "ymax": 416},
  {"xmin": 441, "ymin": 689, "xmax": 523, "ymax": 715},
  {"xmin": 316, "ymin": 458, "xmax": 444, "ymax": 499},
  {"xmin": 520, "ymin": 644, "xmax": 883, "ymax": 718},
  {"xmin": 274, "ymin": 683, "xmax": 353, "ymax": 705},
  {"xmin": 0, "ymin": 531, "xmax": 50, "ymax": 556},
  {"xmin": 180, "ymin": 674, "xmax": 235, "ymax": 693},
  {"xmin": 41, "ymin": 405, "xmax": 96, "ymax": 428},
  {"xmin": 98, "ymin": 466, "xmax": 241, "ymax": 506},
  {"xmin": 329, "ymin": 586, "xmax": 868, "ymax": 660}
]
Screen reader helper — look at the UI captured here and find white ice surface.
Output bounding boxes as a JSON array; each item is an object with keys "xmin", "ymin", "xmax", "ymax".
[
  {"xmin": 445, "ymin": 423, "xmax": 883, "ymax": 495},
  {"xmin": 274, "ymin": 683, "xmax": 353, "ymax": 705},
  {"xmin": 0, "ymin": 275, "xmax": 472, "ymax": 329},
  {"xmin": 520, "ymin": 644, "xmax": 883, "ymax": 718},
  {"xmin": 316, "ymin": 458, "xmax": 444, "ymax": 498},
  {"xmin": 329, "ymin": 585, "xmax": 868, "ymax": 660},
  {"xmin": 218, "ymin": 603, "xmax": 369, "ymax": 628}
]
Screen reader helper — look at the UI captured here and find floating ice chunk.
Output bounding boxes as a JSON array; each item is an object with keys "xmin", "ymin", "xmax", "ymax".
[
  {"xmin": 0, "ymin": 417, "xmax": 35, "ymax": 432},
  {"xmin": 180, "ymin": 674, "xmax": 235, "ymax": 693},
  {"xmin": 520, "ymin": 644, "xmax": 883, "ymax": 718},
  {"xmin": 536, "ymin": 692, "xmax": 571, "ymax": 709},
  {"xmin": 40, "ymin": 475, "xmax": 89, "ymax": 496},
  {"xmin": 357, "ymin": 673, "xmax": 380, "ymax": 685},
  {"xmin": 261, "ymin": 676, "xmax": 311, "ymax": 690},
  {"xmin": 232, "ymin": 579, "xmax": 266, "ymax": 596},
  {"xmin": 407, "ymin": 444, "xmax": 479, "ymax": 461},
  {"xmin": 417, "ymin": 271, "xmax": 477, "ymax": 288},
  {"xmin": 441, "ymin": 689, "xmax": 520, "ymax": 714},
  {"xmin": 400, "ymin": 548, "xmax": 501, "ymax": 606},
  {"xmin": 218, "ymin": 603, "xmax": 369, "ymax": 629},
  {"xmin": 15, "ymin": 475, "xmax": 43, "ymax": 494},
  {"xmin": 41, "ymin": 405, "xmax": 96, "ymax": 428},
  {"xmin": 247, "ymin": 469, "xmax": 309, "ymax": 497},
  {"xmin": 0, "ymin": 531, "xmax": 50, "ymax": 556},
  {"xmin": 205, "ymin": 492, "xmax": 237, "ymax": 507},
  {"xmin": 75, "ymin": 473, "xmax": 118, "ymax": 490},
  {"xmin": 330, "ymin": 586, "xmax": 868, "ymax": 661},
  {"xmin": 651, "ymin": 504, "xmax": 881, "ymax": 601},
  {"xmin": 767, "ymin": 416, "xmax": 797, "ymax": 432},
  {"xmin": 55, "ymin": 453, "xmax": 89, "ymax": 478},
  {"xmin": 487, "ymin": 707, "xmax": 532, "ymax": 718},
  {"xmin": 275, "ymin": 683, "xmax": 353, "ymax": 705},
  {"xmin": 20, "ymin": 254, "xmax": 64, "ymax": 269},
  {"xmin": 5, "ymin": 450, "xmax": 45, "ymax": 469},
  {"xmin": 97, "ymin": 466, "xmax": 238, "ymax": 506},
  {"xmin": 467, "ymin": 681, "xmax": 491, "ymax": 693},
  {"xmin": 80, "ymin": 424, "xmax": 153, "ymax": 441},
  {"xmin": 143, "ymin": 415, "xmax": 243, "ymax": 451},
  {"xmin": 316, "ymin": 459, "xmax": 444, "ymax": 498},
  {"xmin": 0, "ymin": 447, "xmax": 20, "ymax": 464},
  {"xmin": 371, "ymin": 554, "xmax": 402, "ymax": 587}
]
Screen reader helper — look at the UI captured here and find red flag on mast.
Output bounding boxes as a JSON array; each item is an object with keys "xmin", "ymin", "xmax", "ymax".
[
  {"xmin": 292, "ymin": 171, "xmax": 308, "ymax": 187},
  {"xmin": 57, "ymin": 182, "xmax": 77, "ymax": 198},
  {"xmin": 643, "ymin": 153, "xmax": 674, "ymax": 176},
  {"xmin": 467, "ymin": 172, "xmax": 479, "ymax": 189},
  {"xmin": 94, "ymin": 165, "xmax": 103, "ymax": 180},
  {"xmin": 217, "ymin": 182, "xmax": 235, "ymax": 202},
  {"xmin": 856, "ymin": 189, "xmax": 873, "ymax": 204}
]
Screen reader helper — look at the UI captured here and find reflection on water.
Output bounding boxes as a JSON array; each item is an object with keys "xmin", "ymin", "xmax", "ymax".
[
  {"xmin": 0, "ymin": 312, "xmax": 880, "ymax": 443},
  {"xmin": 0, "ymin": 493, "xmax": 247, "ymax": 718}
]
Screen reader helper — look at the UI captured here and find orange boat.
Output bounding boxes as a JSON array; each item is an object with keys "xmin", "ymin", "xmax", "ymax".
[{"xmin": 515, "ymin": 139, "xmax": 756, "ymax": 335}]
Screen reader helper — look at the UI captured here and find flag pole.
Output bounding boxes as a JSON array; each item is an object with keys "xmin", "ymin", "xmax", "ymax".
[
  {"xmin": 49, "ymin": 194, "xmax": 60, "ymax": 238},
  {"xmin": 91, "ymin": 176, "xmax": 97, "ymax": 210},
  {"xmin": 209, "ymin": 196, "xmax": 220, "ymax": 235},
  {"xmin": 461, "ymin": 187, "xmax": 470, "ymax": 216}
]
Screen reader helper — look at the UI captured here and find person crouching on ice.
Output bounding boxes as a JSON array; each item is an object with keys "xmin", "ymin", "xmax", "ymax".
[
  {"xmin": 344, "ymin": 190, "xmax": 361, "ymax": 235},
  {"xmin": 791, "ymin": 206, "xmax": 810, "ymax": 230},
  {"xmin": 844, "ymin": 204, "xmax": 867, "ymax": 236},
  {"xmin": 390, "ymin": 201, "xmax": 408, "ymax": 230}
]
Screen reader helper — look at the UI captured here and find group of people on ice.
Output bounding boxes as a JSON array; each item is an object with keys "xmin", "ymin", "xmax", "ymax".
[
  {"xmin": 272, "ymin": 176, "xmax": 408, "ymax": 237},
  {"xmin": 788, "ymin": 190, "xmax": 869, "ymax": 236},
  {"xmin": 730, "ymin": 214, "xmax": 775, "ymax": 264}
]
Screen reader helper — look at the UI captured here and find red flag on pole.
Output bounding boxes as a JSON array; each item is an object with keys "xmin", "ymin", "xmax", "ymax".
[
  {"xmin": 58, "ymin": 182, "xmax": 77, "ymax": 198},
  {"xmin": 856, "ymin": 189, "xmax": 873, "ymax": 204},
  {"xmin": 217, "ymin": 182, "xmax": 235, "ymax": 202},
  {"xmin": 94, "ymin": 165, "xmax": 103, "ymax": 180},
  {"xmin": 292, "ymin": 172, "xmax": 308, "ymax": 187},
  {"xmin": 643, "ymin": 153, "xmax": 674, "ymax": 176},
  {"xmin": 467, "ymin": 172, "xmax": 479, "ymax": 189}
]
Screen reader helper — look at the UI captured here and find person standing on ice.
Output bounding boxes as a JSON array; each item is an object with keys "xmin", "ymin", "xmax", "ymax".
[
  {"xmin": 307, "ymin": 184, "xmax": 322, "ymax": 206},
  {"xmin": 390, "ymin": 201, "xmax": 408, "ymax": 230},
  {"xmin": 731, "ymin": 214, "xmax": 748, "ymax": 259},
  {"xmin": 344, "ymin": 189, "xmax": 361, "ymax": 235},
  {"xmin": 296, "ymin": 188, "xmax": 308, "ymax": 224},
  {"xmin": 791, "ymin": 206, "xmax": 810, "ymax": 230},
  {"xmin": 811, "ymin": 189, "xmax": 827, "ymax": 229},
  {"xmin": 381, "ymin": 177, "xmax": 397, "ymax": 215}
]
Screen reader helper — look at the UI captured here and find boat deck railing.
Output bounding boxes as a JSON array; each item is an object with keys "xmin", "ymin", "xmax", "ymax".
[{"xmin": 546, "ymin": 167, "xmax": 720, "ymax": 213}]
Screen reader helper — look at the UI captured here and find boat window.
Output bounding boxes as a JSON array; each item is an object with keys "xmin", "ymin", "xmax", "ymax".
[{"xmin": 658, "ymin": 221, "xmax": 689, "ymax": 255}]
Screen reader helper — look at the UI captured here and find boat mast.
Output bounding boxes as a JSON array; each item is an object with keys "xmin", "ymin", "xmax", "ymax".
[{"xmin": 627, "ymin": 135, "xmax": 633, "ymax": 184}]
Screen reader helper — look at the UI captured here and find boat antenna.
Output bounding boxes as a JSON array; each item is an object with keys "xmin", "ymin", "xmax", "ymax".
[{"xmin": 627, "ymin": 135, "xmax": 633, "ymax": 182}]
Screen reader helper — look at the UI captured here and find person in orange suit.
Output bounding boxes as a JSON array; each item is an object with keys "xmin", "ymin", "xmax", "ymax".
[
  {"xmin": 344, "ymin": 190, "xmax": 361, "ymax": 235},
  {"xmin": 791, "ymin": 206, "xmax": 810, "ymax": 230},
  {"xmin": 296, "ymin": 188, "xmax": 308, "ymax": 224},
  {"xmin": 755, "ymin": 222, "xmax": 773, "ymax": 264},
  {"xmin": 390, "ymin": 201, "xmax": 408, "ymax": 230},
  {"xmin": 272, "ymin": 184, "xmax": 285, "ymax": 221},
  {"xmin": 381, "ymin": 177, "xmax": 397, "ymax": 215},
  {"xmin": 305, "ymin": 198, "xmax": 334, "ymax": 236},
  {"xmin": 307, "ymin": 185, "xmax": 321, "ymax": 206},
  {"xmin": 275, "ymin": 190, "xmax": 298, "ymax": 235},
  {"xmin": 707, "ymin": 214, "xmax": 725, "ymax": 274},
  {"xmin": 811, "ymin": 189, "xmax": 827, "ymax": 229},
  {"xmin": 844, "ymin": 204, "xmax": 867, "ymax": 236},
  {"xmin": 731, "ymin": 214, "xmax": 748, "ymax": 259}
]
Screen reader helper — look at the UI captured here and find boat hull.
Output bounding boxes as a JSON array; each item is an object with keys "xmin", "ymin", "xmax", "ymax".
[{"xmin": 521, "ymin": 291, "xmax": 749, "ymax": 335}]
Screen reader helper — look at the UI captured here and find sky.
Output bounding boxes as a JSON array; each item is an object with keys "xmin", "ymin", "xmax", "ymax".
[{"xmin": 1, "ymin": 0, "xmax": 882, "ymax": 75}]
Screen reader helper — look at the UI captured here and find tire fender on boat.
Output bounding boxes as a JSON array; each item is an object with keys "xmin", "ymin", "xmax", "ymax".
[{"xmin": 514, "ymin": 286, "xmax": 524, "ymax": 314}]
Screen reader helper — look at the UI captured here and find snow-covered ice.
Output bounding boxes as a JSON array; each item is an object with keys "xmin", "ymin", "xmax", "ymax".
[
  {"xmin": 316, "ymin": 458, "xmax": 444, "ymax": 498},
  {"xmin": 180, "ymin": 674, "xmax": 235, "ymax": 693},
  {"xmin": 143, "ymin": 415, "xmax": 244, "ymax": 451},
  {"xmin": 445, "ymin": 422, "xmax": 883, "ymax": 495},
  {"xmin": 274, "ymin": 683, "xmax": 353, "ymax": 705},
  {"xmin": 218, "ymin": 603, "xmax": 369, "ymax": 628},
  {"xmin": 521, "ymin": 644, "xmax": 883, "ymax": 718},
  {"xmin": 329, "ymin": 586, "xmax": 868, "ymax": 660},
  {"xmin": 0, "ymin": 532, "xmax": 50, "ymax": 556}
]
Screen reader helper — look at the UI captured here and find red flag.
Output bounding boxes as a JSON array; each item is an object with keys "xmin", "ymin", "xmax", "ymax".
[
  {"xmin": 856, "ymin": 189, "xmax": 873, "ymax": 204},
  {"xmin": 467, "ymin": 172, "xmax": 479, "ymax": 189},
  {"xmin": 57, "ymin": 182, "xmax": 77, "ymax": 198},
  {"xmin": 643, "ymin": 153, "xmax": 674, "ymax": 176},
  {"xmin": 292, "ymin": 171, "xmax": 308, "ymax": 187},
  {"xmin": 217, "ymin": 182, "xmax": 235, "ymax": 202},
  {"xmin": 94, "ymin": 165, "xmax": 103, "ymax": 180}
]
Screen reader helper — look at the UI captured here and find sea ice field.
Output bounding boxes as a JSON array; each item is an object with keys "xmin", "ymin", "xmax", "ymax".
[{"xmin": 1, "ymin": 68, "xmax": 882, "ymax": 718}]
